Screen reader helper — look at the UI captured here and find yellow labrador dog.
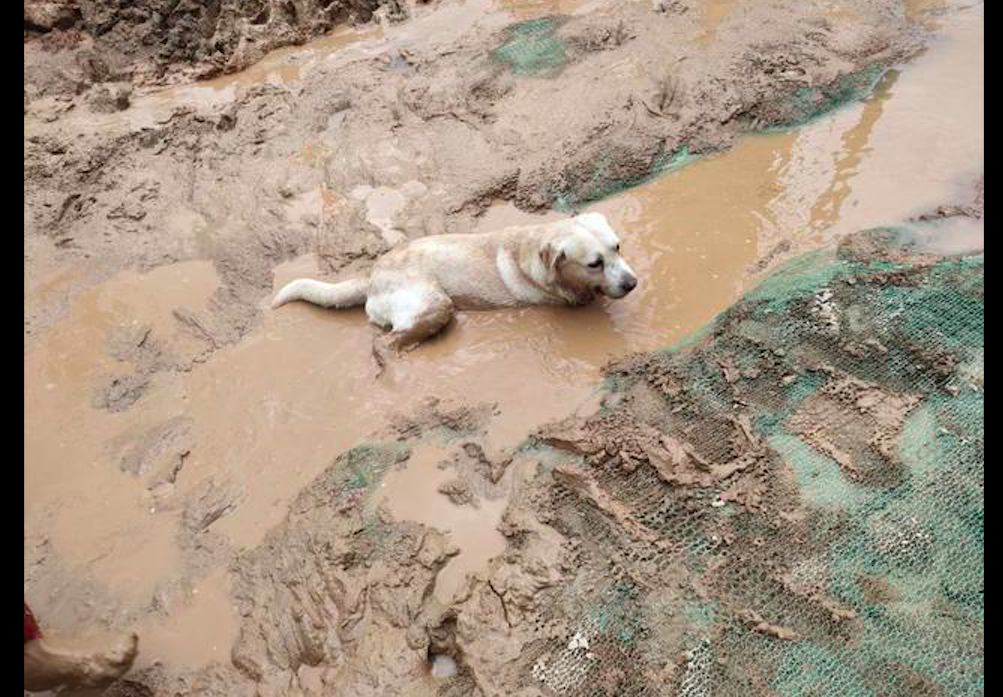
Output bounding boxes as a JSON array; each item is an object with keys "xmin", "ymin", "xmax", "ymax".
[{"xmin": 272, "ymin": 212, "xmax": 637, "ymax": 351}]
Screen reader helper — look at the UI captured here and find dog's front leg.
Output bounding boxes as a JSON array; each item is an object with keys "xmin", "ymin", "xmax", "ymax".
[{"xmin": 371, "ymin": 332, "xmax": 395, "ymax": 379}]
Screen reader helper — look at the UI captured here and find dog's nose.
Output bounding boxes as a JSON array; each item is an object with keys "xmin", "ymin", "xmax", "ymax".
[{"xmin": 620, "ymin": 276, "xmax": 637, "ymax": 294}]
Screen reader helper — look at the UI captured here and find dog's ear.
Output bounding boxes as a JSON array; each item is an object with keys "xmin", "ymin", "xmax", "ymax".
[{"xmin": 540, "ymin": 241, "xmax": 566, "ymax": 284}]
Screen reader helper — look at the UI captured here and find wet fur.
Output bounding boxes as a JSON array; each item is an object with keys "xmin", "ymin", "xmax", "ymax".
[{"xmin": 272, "ymin": 213, "xmax": 637, "ymax": 353}]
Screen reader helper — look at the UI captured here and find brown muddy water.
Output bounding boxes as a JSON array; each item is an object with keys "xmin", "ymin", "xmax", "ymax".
[
  {"xmin": 23, "ymin": 0, "xmax": 983, "ymax": 672},
  {"xmin": 372, "ymin": 442, "xmax": 539, "ymax": 603}
]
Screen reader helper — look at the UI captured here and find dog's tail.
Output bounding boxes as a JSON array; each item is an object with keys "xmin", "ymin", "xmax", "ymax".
[{"xmin": 271, "ymin": 277, "xmax": 369, "ymax": 310}]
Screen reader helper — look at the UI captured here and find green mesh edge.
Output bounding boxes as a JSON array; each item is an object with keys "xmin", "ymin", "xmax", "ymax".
[{"xmin": 491, "ymin": 17, "xmax": 568, "ymax": 77}]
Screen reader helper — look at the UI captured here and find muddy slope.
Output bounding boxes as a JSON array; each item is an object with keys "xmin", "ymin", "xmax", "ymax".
[
  {"xmin": 25, "ymin": 0, "xmax": 923, "ymax": 407},
  {"xmin": 24, "ymin": 0, "xmax": 409, "ymax": 95}
]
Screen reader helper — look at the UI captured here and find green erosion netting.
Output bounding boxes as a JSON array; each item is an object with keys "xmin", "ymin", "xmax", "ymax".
[
  {"xmin": 528, "ymin": 229, "xmax": 983, "ymax": 696},
  {"xmin": 491, "ymin": 17, "xmax": 569, "ymax": 76},
  {"xmin": 327, "ymin": 443, "xmax": 409, "ymax": 543},
  {"xmin": 551, "ymin": 64, "xmax": 888, "ymax": 211},
  {"xmin": 765, "ymin": 63, "xmax": 890, "ymax": 131},
  {"xmin": 553, "ymin": 146, "xmax": 699, "ymax": 211}
]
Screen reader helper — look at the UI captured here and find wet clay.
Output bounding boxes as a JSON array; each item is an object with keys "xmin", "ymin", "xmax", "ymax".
[
  {"xmin": 375, "ymin": 443, "xmax": 540, "ymax": 603},
  {"xmin": 135, "ymin": 568, "xmax": 240, "ymax": 668},
  {"xmin": 375, "ymin": 443, "xmax": 510, "ymax": 602}
]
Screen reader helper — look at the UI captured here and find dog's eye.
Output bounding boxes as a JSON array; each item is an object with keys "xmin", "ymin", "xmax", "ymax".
[
  {"xmin": 588, "ymin": 258, "xmax": 603, "ymax": 268},
  {"xmin": 614, "ymin": 244, "xmax": 620, "ymax": 253}
]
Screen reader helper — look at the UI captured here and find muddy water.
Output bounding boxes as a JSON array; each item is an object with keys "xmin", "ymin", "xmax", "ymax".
[
  {"xmin": 499, "ymin": 0, "xmax": 593, "ymax": 19},
  {"xmin": 24, "ymin": 26, "xmax": 381, "ymax": 137},
  {"xmin": 24, "ymin": 262, "xmax": 216, "ymax": 609},
  {"xmin": 813, "ymin": 5, "xmax": 982, "ymax": 238},
  {"xmin": 696, "ymin": 0, "xmax": 739, "ymax": 44},
  {"xmin": 136, "ymin": 569, "xmax": 239, "ymax": 668},
  {"xmin": 374, "ymin": 443, "xmax": 514, "ymax": 602},
  {"xmin": 23, "ymin": 0, "xmax": 982, "ymax": 671},
  {"xmin": 140, "ymin": 25, "xmax": 382, "ymax": 115}
]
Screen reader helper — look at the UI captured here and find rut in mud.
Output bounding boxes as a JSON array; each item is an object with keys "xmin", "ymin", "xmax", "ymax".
[{"xmin": 24, "ymin": 0, "xmax": 982, "ymax": 695}]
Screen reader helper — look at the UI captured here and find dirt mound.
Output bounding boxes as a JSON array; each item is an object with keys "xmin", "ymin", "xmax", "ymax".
[
  {"xmin": 499, "ymin": 230, "xmax": 983, "ymax": 696},
  {"xmin": 24, "ymin": 0, "xmax": 409, "ymax": 96}
]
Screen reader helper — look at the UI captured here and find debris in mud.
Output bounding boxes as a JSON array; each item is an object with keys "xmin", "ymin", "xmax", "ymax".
[
  {"xmin": 438, "ymin": 477, "xmax": 478, "ymax": 507},
  {"xmin": 86, "ymin": 81, "xmax": 133, "ymax": 113},
  {"xmin": 460, "ymin": 441, "xmax": 512, "ymax": 484},
  {"xmin": 736, "ymin": 609, "xmax": 800, "ymax": 641},
  {"xmin": 788, "ymin": 374, "xmax": 921, "ymax": 486},
  {"xmin": 93, "ymin": 373, "xmax": 151, "ymax": 412},
  {"xmin": 491, "ymin": 17, "xmax": 569, "ymax": 77},
  {"xmin": 390, "ymin": 398, "xmax": 495, "ymax": 441},
  {"xmin": 181, "ymin": 479, "xmax": 240, "ymax": 533},
  {"xmin": 24, "ymin": 1, "xmax": 80, "ymax": 33},
  {"xmin": 915, "ymin": 175, "xmax": 985, "ymax": 221},
  {"xmin": 552, "ymin": 464, "xmax": 669, "ymax": 548},
  {"xmin": 116, "ymin": 416, "xmax": 194, "ymax": 485},
  {"xmin": 227, "ymin": 443, "xmax": 459, "ymax": 692}
]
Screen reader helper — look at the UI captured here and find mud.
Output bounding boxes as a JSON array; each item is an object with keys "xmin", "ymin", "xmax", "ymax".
[
  {"xmin": 374, "ymin": 443, "xmax": 512, "ymax": 602},
  {"xmin": 24, "ymin": 0, "xmax": 404, "ymax": 97},
  {"xmin": 24, "ymin": 0, "xmax": 982, "ymax": 694},
  {"xmin": 24, "ymin": 0, "xmax": 926, "ymax": 350}
]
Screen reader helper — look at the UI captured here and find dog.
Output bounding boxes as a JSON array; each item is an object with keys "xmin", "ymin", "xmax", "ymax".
[{"xmin": 271, "ymin": 212, "xmax": 637, "ymax": 353}]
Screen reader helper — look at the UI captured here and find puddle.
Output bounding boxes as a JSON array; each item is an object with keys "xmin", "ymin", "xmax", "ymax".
[
  {"xmin": 23, "ymin": 0, "xmax": 982, "ymax": 672},
  {"xmin": 696, "ymin": 0, "xmax": 739, "ymax": 45},
  {"xmin": 808, "ymin": 4, "xmax": 982, "ymax": 237},
  {"xmin": 136, "ymin": 568, "xmax": 239, "ymax": 668},
  {"xmin": 24, "ymin": 261, "xmax": 217, "ymax": 619},
  {"xmin": 498, "ymin": 0, "xmax": 595, "ymax": 19},
  {"xmin": 25, "ymin": 26, "xmax": 381, "ymax": 136},
  {"xmin": 142, "ymin": 25, "xmax": 382, "ymax": 112},
  {"xmin": 374, "ymin": 443, "xmax": 515, "ymax": 602},
  {"xmin": 25, "ymin": 264, "xmax": 85, "ymax": 307}
]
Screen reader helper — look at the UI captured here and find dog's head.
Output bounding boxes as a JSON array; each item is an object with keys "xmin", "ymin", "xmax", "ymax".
[{"xmin": 541, "ymin": 213, "xmax": 638, "ymax": 303}]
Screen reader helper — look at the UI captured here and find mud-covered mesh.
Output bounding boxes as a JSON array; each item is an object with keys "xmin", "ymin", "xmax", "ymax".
[
  {"xmin": 527, "ymin": 228, "xmax": 983, "ymax": 696},
  {"xmin": 765, "ymin": 63, "xmax": 890, "ymax": 130},
  {"xmin": 550, "ymin": 64, "xmax": 887, "ymax": 211},
  {"xmin": 553, "ymin": 146, "xmax": 698, "ymax": 211},
  {"xmin": 491, "ymin": 17, "xmax": 568, "ymax": 76},
  {"xmin": 329, "ymin": 443, "xmax": 409, "ymax": 500},
  {"xmin": 324, "ymin": 443, "xmax": 410, "ymax": 544}
]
